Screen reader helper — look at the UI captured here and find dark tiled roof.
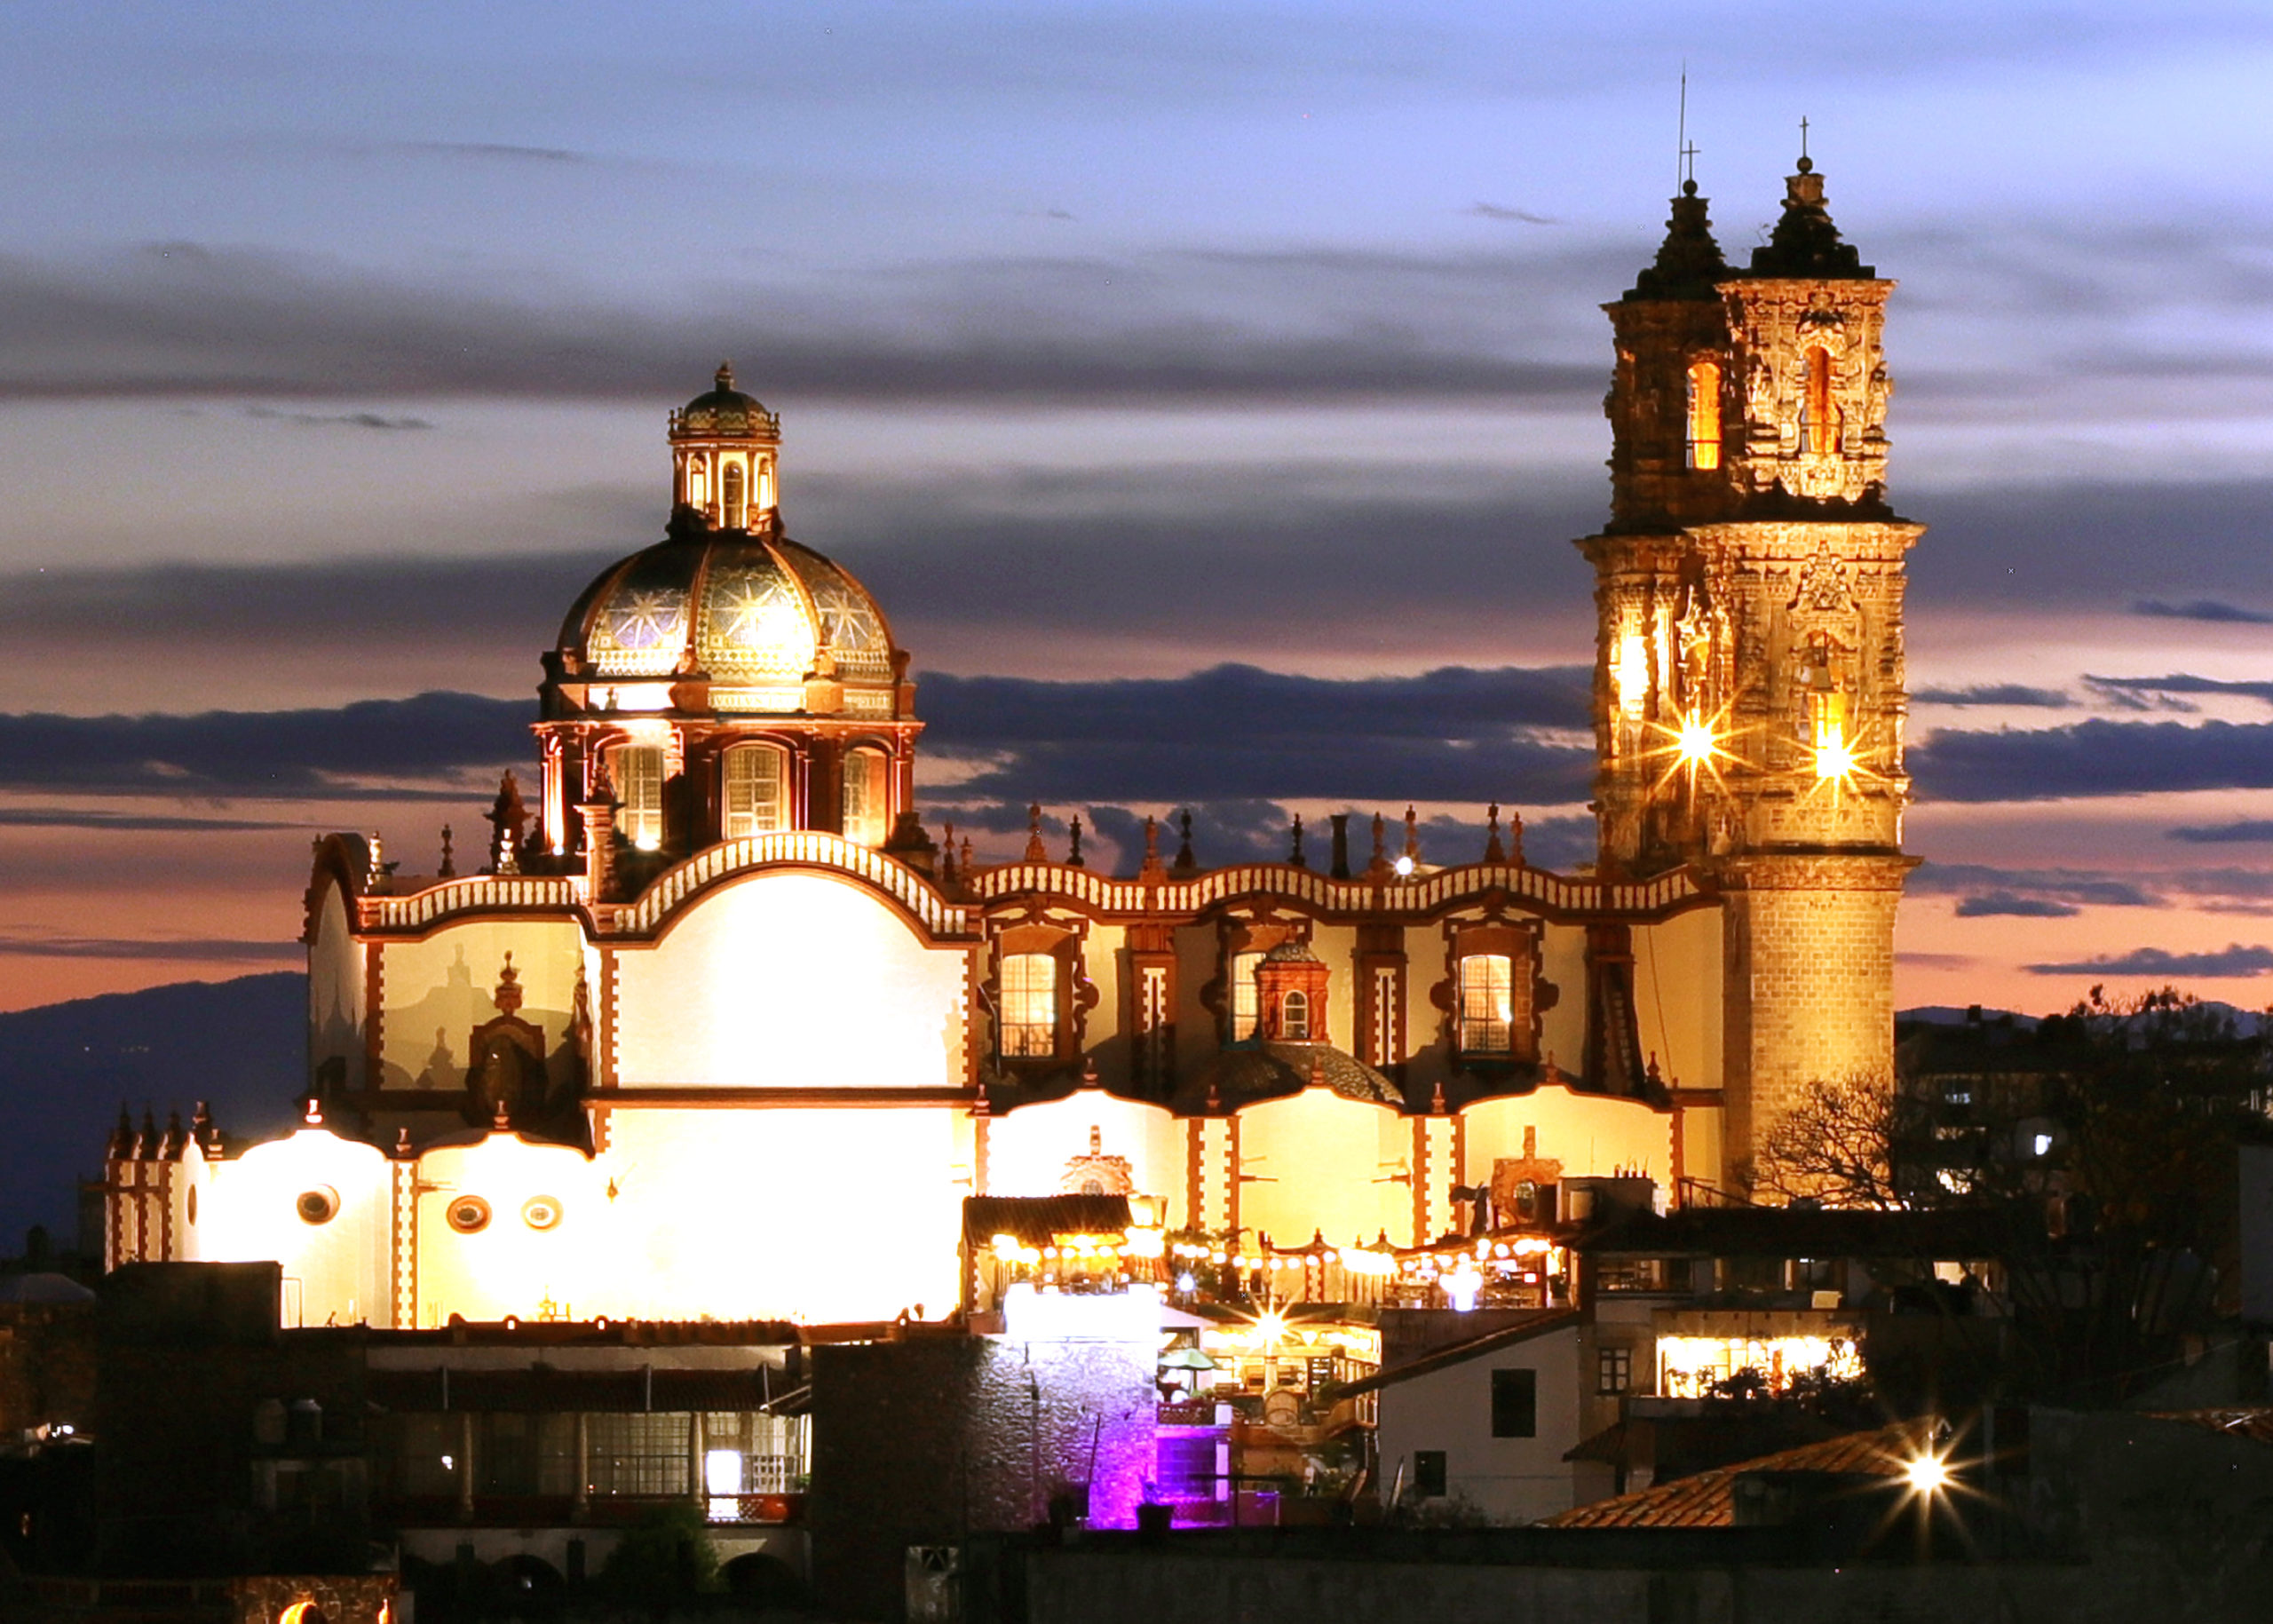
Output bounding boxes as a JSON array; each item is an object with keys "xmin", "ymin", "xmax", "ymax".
[
  {"xmin": 1178, "ymin": 1042, "xmax": 1402, "ymax": 1111},
  {"xmin": 1577, "ymin": 1205, "xmax": 2008, "ymax": 1259},
  {"xmin": 1626, "ymin": 186, "xmax": 1730, "ymax": 301},
  {"xmin": 1331, "ymin": 1309, "xmax": 1580, "ymax": 1398},
  {"xmin": 962, "ymin": 1193, "xmax": 1133, "ymax": 1248},
  {"xmin": 1548, "ymin": 1420, "xmax": 1931, "ymax": 1528},
  {"xmin": 369, "ymin": 1365, "xmax": 799, "ymax": 1414}
]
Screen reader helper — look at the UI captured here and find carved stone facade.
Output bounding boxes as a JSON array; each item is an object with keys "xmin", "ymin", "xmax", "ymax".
[{"xmin": 1579, "ymin": 160, "xmax": 1920, "ymax": 1176}]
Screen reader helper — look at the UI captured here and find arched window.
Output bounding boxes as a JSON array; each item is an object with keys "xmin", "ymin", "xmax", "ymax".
[
  {"xmin": 723, "ymin": 745, "xmax": 788, "ymax": 838},
  {"xmin": 1799, "ymin": 632, "xmax": 1851, "ymax": 776},
  {"xmin": 1685, "ymin": 358, "xmax": 1722, "ymax": 470},
  {"xmin": 840, "ymin": 749, "xmax": 889, "ymax": 845},
  {"xmin": 1000, "ymin": 952, "xmax": 1058, "ymax": 1058},
  {"xmin": 611, "ymin": 745, "xmax": 664, "ymax": 851},
  {"xmin": 722, "ymin": 461, "xmax": 746, "ymax": 529},
  {"xmin": 1279, "ymin": 988, "xmax": 1311, "ymax": 1041},
  {"xmin": 1458, "ymin": 954, "xmax": 1515, "ymax": 1054},
  {"xmin": 1230, "ymin": 949, "xmax": 1263, "ymax": 1040},
  {"xmin": 1800, "ymin": 348, "xmax": 1839, "ymax": 454},
  {"xmin": 685, "ymin": 455, "xmax": 709, "ymax": 510}
]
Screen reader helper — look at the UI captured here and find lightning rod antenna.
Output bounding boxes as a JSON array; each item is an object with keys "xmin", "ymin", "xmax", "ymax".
[{"xmin": 1677, "ymin": 64, "xmax": 1688, "ymax": 193}]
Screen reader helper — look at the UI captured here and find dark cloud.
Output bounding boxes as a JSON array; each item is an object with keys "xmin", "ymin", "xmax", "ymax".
[
  {"xmin": 2133, "ymin": 598, "xmax": 2273, "ymax": 626},
  {"xmin": 2024, "ymin": 944, "xmax": 2273, "ymax": 978},
  {"xmin": 918, "ymin": 664, "xmax": 1593, "ymax": 806},
  {"xmin": 2086, "ymin": 673, "xmax": 2273, "ymax": 708},
  {"xmin": 243, "ymin": 404, "xmax": 432, "ymax": 430},
  {"xmin": 0, "ymin": 931, "xmax": 300, "ymax": 962},
  {"xmin": 2170, "ymin": 820, "xmax": 2273, "ymax": 844},
  {"xmin": 1909, "ymin": 862, "xmax": 2159, "ymax": 909},
  {"xmin": 0, "ymin": 807, "xmax": 301, "ymax": 832},
  {"xmin": 1468, "ymin": 203, "xmax": 1556, "ymax": 225},
  {"xmin": 1913, "ymin": 684, "xmax": 2072, "ymax": 709},
  {"xmin": 0, "ymin": 693, "xmax": 533, "ymax": 797},
  {"xmin": 1911, "ymin": 718, "xmax": 2273, "ymax": 802},
  {"xmin": 403, "ymin": 141, "xmax": 590, "ymax": 164},
  {"xmin": 1955, "ymin": 891, "xmax": 2082, "ymax": 918}
]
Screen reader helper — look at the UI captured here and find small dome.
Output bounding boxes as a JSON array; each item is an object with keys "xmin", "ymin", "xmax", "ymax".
[
  {"xmin": 672, "ymin": 362, "xmax": 778, "ymax": 440},
  {"xmin": 1262, "ymin": 939, "xmax": 1322, "ymax": 964},
  {"xmin": 556, "ymin": 520, "xmax": 900, "ymax": 712}
]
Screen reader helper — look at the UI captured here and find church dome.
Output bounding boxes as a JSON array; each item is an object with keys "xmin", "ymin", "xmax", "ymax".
[
  {"xmin": 672, "ymin": 362, "xmax": 779, "ymax": 440},
  {"xmin": 557, "ymin": 519, "xmax": 900, "ymax": 701}
]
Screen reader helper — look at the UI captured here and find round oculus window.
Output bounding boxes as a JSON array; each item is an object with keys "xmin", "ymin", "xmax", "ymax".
[
  {"xmin": 295, "ymin": 1187, "xmax": 338, "ymax": 1225},
  {"xmin": 521, "ymin": 1195, "xmax": 563, "ymax": 1231},
  {"xmin": 446, "ymin": 1195, "xmax": 492, "ymax": 1234}
]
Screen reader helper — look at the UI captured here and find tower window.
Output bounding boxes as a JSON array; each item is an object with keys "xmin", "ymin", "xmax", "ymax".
[
  {"xmin": 686, "ymin": 456, "xmax": 709, "ymax": 510},
  {"xmin": 1685, "ymin": 358, "xmax": 1722, "ymax": 471},
  {"xmin": 840, "ymin": 748, "xmax": 889, "ymax": 845},
  {"xmin": 612, "ymin": 746, "xmax": 665, "ymax": 851},
  {"xmin": 1458, "ymin": 954, "xmax": 1515, "ymax": 1055},
  {"xmin": 1279, "ymin": 988, "xmax": 1311, "ymax": 1041},
  {"xmin": 722, "ymin": 462, "xmax": 746, "ymax": 529},
  {"xmin": 1230, "ymin": 950, "xmax": 1263, "ymax": 1040},
  {"xmin": 722, "ymin": 745, "xmax": 788, "ymax": 839},
  {"xmin": 1000, "ymin": 952, "xmax": 1058, "ymax": 1058},
  {"xmin": 1800, "ymin": 348, "xmax": 1840, "ymax": 454}
]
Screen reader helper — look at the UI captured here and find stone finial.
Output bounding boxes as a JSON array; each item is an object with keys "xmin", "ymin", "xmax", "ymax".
[
  {"xmin": 487, "ymin": 771, "xmax": 528, "ymax": 875},
  {"xmin": 365, "ymin": 833, "xmax": 390, "ymax": 894},
  {"xmin": 493, "ymin": 1096, "xmax": 512, "ymax": 1132},
  {"xmin": 1067, "ymin": 814, "xmax": 1086, "ymax": 869},
  {"xmin": 303, "ymin": 1097, "xmax": 323, "ymax": 1128},
  {"xmin": 1431, "ymin": 1080, "xmax": 1448, "ymax": 1116},
  {"xmin": 138, "ymin": 1108, "xmax": 159, "ymax": 1159},
  {"xmin": 1024, "ymin": 804, "xmax": 1048, "ymax": 863},
  {"xmin": 1171, "ymin": 810, "xmax": 1197, "ymax": 875},
  {"xmin": 395, "ymin": 1127, "xmax": 414, "ymax": 1157},
  {"xmin": 1139, "ymin": 814, "xmax": 1167, "ymax": 883},
  {"xmin": 1403, "ymin": 805, "xmax": 1420, "ymax": 863},
  {"xmin": 493, "ymin": 952, "xmax": 525, "ymax": 1017},
  {"xmin": 439, "ymin": 824, "xmax": 456, "ymax": 880},
  {"xmin": 939, "ymin": 822, "xmax": 958, "ymax": 884},
  {"xmin": 1507, "ymin": 808, "xmax": 1525, "ymax": 867},
  {"xmin": 161, "ymin": 1111, "xmax": 186, "ymax": 1160},
  {"xmin": 1328, "ymin": 813, "xmax": 1351, "ymax": 880},
  {"xmin": 1288, "ymin": 814, "xmax": 1307, "ymax": 869},
  {"xmin": 108, "ymin": 1105, "xmax": 134, "ymax": 1162},
  {"xmin": 961, "ymin": 835, "xmax": 974, "ymax": 875},
  {"xmin": 1485, "ymin": 802, "xmax": 1506, "ymax": 865}
]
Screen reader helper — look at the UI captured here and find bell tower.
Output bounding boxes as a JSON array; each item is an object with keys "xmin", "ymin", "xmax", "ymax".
[{"xmin": 1576, "ymin": 156, "xmax": 1921, "ymax": 1183}]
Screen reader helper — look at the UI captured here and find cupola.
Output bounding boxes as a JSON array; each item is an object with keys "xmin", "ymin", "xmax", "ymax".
[{"xmin": 669, "ymin": 362, "xmax": 782, "ymax": 531}]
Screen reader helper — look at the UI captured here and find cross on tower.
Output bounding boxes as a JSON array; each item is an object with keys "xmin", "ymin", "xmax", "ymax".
[
  {"xmin": 1681, "ymin": 141, "xmax": 1700, "ymax": 186},
  {"xmin": 1799, "ymin": 115, "xmax": 1810, "ymax": 161}
]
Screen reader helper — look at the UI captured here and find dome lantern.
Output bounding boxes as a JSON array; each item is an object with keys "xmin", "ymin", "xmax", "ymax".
[{"xmin": 669, "ymin": 360, "xmax": 782, "ymax": 531}]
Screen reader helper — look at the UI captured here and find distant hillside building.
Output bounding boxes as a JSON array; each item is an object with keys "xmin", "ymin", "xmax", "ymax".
[{"xmin": 101, "ymin": 159, "xmax": 1918, "ymax": 1333}]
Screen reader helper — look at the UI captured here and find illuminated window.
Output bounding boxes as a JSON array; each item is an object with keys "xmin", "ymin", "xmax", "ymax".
[
  {"xmin": 1280, "ymin": 988, "xmax": 1311, "ymax": 1041},
  {"xmin": 686, "ymin": 455, "xmax": 709, "ymax": 509},
  {"xmin": 1800, "ymin": 347, "xmax": 1839, "ymax": 454},
  {"xmin": 841, "ymin": 749, "xmax": 889, "ymax": 845},
  {"xmin": 723, "ymin": 461, "xmax": 746, "ymax": 529},
  {"xmin": 723, "ymin": 745, "xmax": 788, "ymax": 838},
  {"xmin": 1230, "ymin": 950, "xmax": 1263, "ymax": 1040},
  {"xmin": 1685, "ymin": 358, "xmax": 1722, "ymax": 470},
  {"xmin": 1001, "ymin": 952, "xmax": 1058, "ymax": 1058},
  {"xmin": 613, "ymin": 746, "xmax": 664, "ymax": 851},
  {"xmin": 1458, "ymin": 954, "xmax": 1515, "ymax": 1054},
  {"xmin": 1613, "ymin": 632, "xmax": 1649, "ymax": 721},
  {"xmin": 1597, "ymin": 1345, "xmax": 1633, "ymax": 1395},
  {"xmin": 1798, "ymin": 633, "xmax": 1851, "ymax": 776}
]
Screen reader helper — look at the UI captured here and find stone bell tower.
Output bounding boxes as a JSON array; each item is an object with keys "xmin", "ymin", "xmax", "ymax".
[{"xmin": 1575, "ymin": 156, "xmax": 1921, "ymax": 1184}]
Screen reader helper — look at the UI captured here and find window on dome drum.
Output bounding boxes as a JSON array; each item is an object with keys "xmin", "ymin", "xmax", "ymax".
[
  {"xmin": 723, "ymin": 746, "xmax": 788, "ymax": 838},
  {"xmin": 722, "ymin": 461, "xmax": 745, "ymax": 529},
  {"xmin": 687, "ymin": 456, "xmax": 709, "ymax": 508},
  {"xmin": 612, "ymin": 746, "xmax": 665, "ymax": 851},
  {"xmin": 1000, "ymin": 952, "xmax": 1058, "ymax": 1058},
  {"xmin": 840, "ymin": 749, "xmax": 889, "ymax": 845},
  {"xmin": 1280, "ymin": 988, "xmax": 1311, "ymax": 1041},
  {"xmin": 1230, "ymin": 950, "xmax": 1263, "ymax": 1040},
  {"xmin": 1685, "ymin": 358, "xmax": 1722, "ymax": 470},
  {"xmin": 1458, "ymin": 954, "xmax": 1515, "ymax": 1055},
  {"xmin": 1800, "ymin": 347, "xmax": 1839, "ymax": 454}
]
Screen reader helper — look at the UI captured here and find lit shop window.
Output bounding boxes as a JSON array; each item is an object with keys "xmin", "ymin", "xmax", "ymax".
[
  {"xmin": 1458, "ymin": 954, "xmax": 1515, "ymax": 1055},
  {"xmin": 841, "ymin": 749, "xmax": 889, "ymax": 846},
  {"xmin": 723, "ymin": 746, "xmax": 788, "ymax": 838},
  {"xmin": 613, "ymin": 746, "xmax": 665, "ymax": 851},
  {"xmin": 1000, "ymin": 953, "xmax": 1058, "ymax": 1058}
]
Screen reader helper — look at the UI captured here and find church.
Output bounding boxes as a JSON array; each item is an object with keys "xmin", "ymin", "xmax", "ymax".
[{"xmin": 103, "ymin": 156, "xmax": 1916, "ymax": 1333}]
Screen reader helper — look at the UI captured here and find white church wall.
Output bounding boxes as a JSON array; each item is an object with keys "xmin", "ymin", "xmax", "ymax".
[
  {"xmin": 983, "ymin": 1094, "xmax": 1183, "ymax": 1216},
  {"xmin": 1538, "ymin": 923, "xmax": 1588, "ymax": 1072},
  {"xmin": 1078, "ymin": 923, "xmax": 1122, "ymax": 1065},
  {"xmin": 199, "ymin": 1128, "xmax": 391, "ymax": 1327},
  {"xmin": 1461, "ymin": 1087, "xmax": 1675, "ymax": 1192},
  {"xmin": 308, "ymin": 880, "xmax": 365, "ymax": 1089},
  {"xmin": 614, "ymin": 872, "xmax": 969, "ymax": 1089},
  {"xmin": 1311, "ymin": 923, "xmax": 1360, "ymax": 1052},
  {"xmin": 412, "ymin": 1135, "xmax": 612, "ymax": 1326},
  {"xmin": 378, "ymin": 921, "xmax": 584, "ymax": 1090},
  {"xmin": 1631, "ymin": 906, "xmax": 1723, "ymax": 1091},
  {"xmin": 595, "ymin": 1105, "xmax": 966, "ymax": 1323},
  {"xmin": 1236, "ymin": 1091, "xmax": 1407, "ymax": 1251}
]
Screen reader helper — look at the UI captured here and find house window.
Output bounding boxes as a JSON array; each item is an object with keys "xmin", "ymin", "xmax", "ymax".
[
  {"xmin": 1413, "ymin": 1450, "xmax": 1447, "ymax": 1499},
  {"xmin": 722, "ymin": 461, "xmax": 746, "ymax": 528},
  {"xmin": 1800, "ymin": 347, "xmax": 1839, "ymax": 454},
  {"xmin": 841, "ymin": 748, "xmax": 889, "ymax": 845},
  {"xmin": 1001, "ymin": 953, "xmax": 1058, "ymax": 1058},
  {"xmin": 1230, "ymin": 950, "xmax": 1263, "ymax": 1040},
  {"xmin": 612, "ymin": 745, "xmax": 664, "ymax": 851},
  {"xmin": 1597, "ymin": 1346, "xmax": 1633, "ymax": 1396},
  {"xmin": 1280, "ymin": 988, "xmax": 1311, "ymax": 1041},
  {"xmin": 1458, "ymin": 954, "xmax": 1514, "ymax": 1054},
  {"xmin": 723, "ymin": 745, "xmax": 788, "ymax": 838},
  {"xmin": 1490, "ymin": 1368, "xmax": 1537, "ymax": 1438},
  {"xmin": 1686, "ymin": 357, "xmax": 1722, "ymax": 470}
]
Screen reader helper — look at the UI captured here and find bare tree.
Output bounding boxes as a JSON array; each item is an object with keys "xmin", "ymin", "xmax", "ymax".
[{"xmin": 1751, "ymin": 1072, "xmax": 1913, "ymax": 1209}]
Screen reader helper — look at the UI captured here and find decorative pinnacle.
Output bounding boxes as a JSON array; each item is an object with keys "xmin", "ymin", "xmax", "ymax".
[{"xmin": 716, "ymin": 360, "xmax": 735, "ymax": 392}]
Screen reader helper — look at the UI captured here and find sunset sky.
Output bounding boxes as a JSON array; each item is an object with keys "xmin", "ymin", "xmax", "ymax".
[{"xmin": 3, "ymin": 2, "xmax": 2272, "ymax": 1018}]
